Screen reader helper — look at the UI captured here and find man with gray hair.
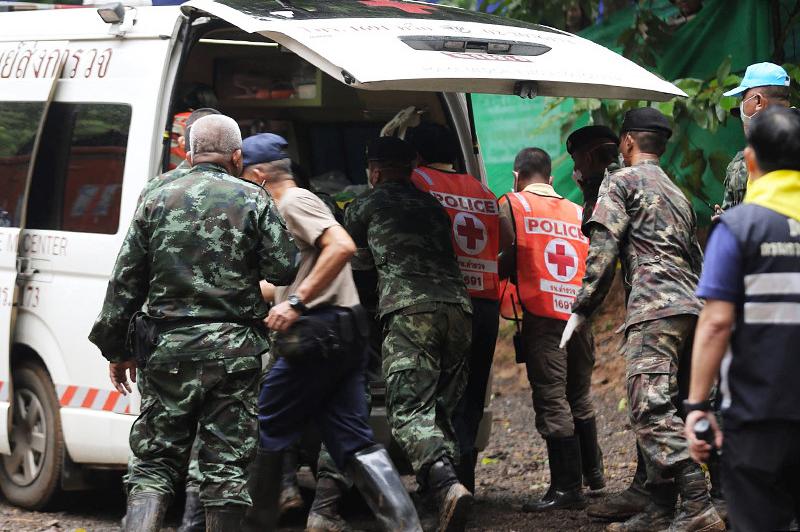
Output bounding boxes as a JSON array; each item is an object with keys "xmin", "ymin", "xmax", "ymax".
[{"xmin": 89, "ymin": 114, "xmax": 298, "ymax": 532}]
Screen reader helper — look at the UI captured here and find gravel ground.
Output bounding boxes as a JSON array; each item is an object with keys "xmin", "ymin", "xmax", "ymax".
[{"xmin": 0, "ymin": 278, "xmax": 634, "ymax": 532}]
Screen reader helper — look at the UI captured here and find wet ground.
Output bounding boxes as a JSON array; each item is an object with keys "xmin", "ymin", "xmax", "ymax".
[{"xmin": 0, "ymin": 279, "xmax": 635, "ymax": 532}]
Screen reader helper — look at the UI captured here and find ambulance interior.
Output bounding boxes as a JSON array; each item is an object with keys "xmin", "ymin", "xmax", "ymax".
[{"xmin": 171, "ymin": 26, "xmax": 468, "ymax": 200}]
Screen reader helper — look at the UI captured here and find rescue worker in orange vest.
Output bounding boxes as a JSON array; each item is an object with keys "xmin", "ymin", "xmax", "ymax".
[
  {"xmin": 498, "ymin": 148, "xmax": 603, "ymax": 512},
  {"xmin": 406, "ymin": 123, "xmax": 501, "ymax": 493}
]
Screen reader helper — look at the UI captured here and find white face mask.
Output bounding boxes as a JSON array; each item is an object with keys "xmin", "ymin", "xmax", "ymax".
[{"xmin": 740, "ymin": 94, "xmax": 759, "ymax": 132}]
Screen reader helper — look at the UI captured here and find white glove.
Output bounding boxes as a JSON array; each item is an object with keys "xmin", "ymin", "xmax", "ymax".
[{"xmin": 559, "ymin": 313, "xmax": 587, "ymax": 349}]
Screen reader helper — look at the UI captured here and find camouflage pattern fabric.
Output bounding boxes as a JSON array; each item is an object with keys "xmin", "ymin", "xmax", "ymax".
[
  {"xmin": 186, "ymin": 437, "xmax": 202, "ymax": 492},
  {"xmin": 382, "ymin": 302, "xmax": 471, "ymax": 476},
  {"xmin": 720, "ymin": 150, "xmax": 748, "ymax": 212},
  {"xmin": 573, "ymin": 160, "xmax": 703, "ymax": 329},
  {"xmin": 89, "ymin": 162, "xmax": 298, "ymax": 364},
  {"xmin": 128, "ymin": 358, "xmax": 261, "ymax": 507},
  {"xmin": 136, "ymin": 160, "xmax": 191, "ymax": 207},
  {"xmin": 625, "ymin": 315, "xmax": 696, "ymax": 482},
  {"xmin": 343, "ymin": 180, "xmax": 471, "ymax": 318}
]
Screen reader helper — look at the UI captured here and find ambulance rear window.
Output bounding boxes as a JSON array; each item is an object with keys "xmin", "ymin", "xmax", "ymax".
[
  {"xmin": 27, "ymin": 103, "xmax": 132, "ymax": 235},
  {"xmin": 0, "ymin": 102, "xmax": 45, "ymax": 228}
]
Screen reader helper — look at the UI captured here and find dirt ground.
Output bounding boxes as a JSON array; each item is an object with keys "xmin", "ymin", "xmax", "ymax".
[{"xmin": 0, "ymin": 276, "xmax": 634, "ymax": 532}]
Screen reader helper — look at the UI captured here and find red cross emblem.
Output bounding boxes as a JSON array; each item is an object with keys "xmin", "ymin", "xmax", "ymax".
[
  {"xmin": 453, "ymin": 212, "xmax": 487, "ymax": 256},
  {"xmin": 358, "ymin": 0, "xmax": 437, "ymax": 14},
  {"xmin": 544, "ymin": 239, "xmax": 579, "ymax": 282}
]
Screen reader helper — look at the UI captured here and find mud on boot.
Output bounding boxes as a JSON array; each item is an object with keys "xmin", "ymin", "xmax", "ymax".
[
  {"xmin": 605, "ymin": 502, "xmax": 675, "ymax": 532},
  {"xmin": 588, "ymin": 445, "xmax": 648, "ymax": 520},
  {"xmin": 307, "ymin": 476, "xmax": 350, "ymax": 532},
  {"xmin": 667, "ymin": 462, "xmax": 725, "ymax": 532},
  {"xmin": 124, "ymin": 491, "xmax": 170, "ymax": 532},
  {"xmin": 426, "ymin": 458, "xmax": 472, "ymax": 532}
]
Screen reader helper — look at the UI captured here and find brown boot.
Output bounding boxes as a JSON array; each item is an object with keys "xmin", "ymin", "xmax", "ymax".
[
  {"xmin": 426, "ymin": 459, "xmax": 472, "ymax": 532},
  {"xmin": 588, "ymin": 445, "xmax": 648, "ymax": 520},
  {"xmin": 606, "ymin": 502, "xmax": 674, "ymax": 532},
  {"xmin": 667, "ymin": 462, "xmax": 725, "ymax": 532}
]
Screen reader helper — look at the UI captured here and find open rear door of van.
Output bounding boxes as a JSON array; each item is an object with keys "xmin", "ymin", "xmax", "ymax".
[
  {"xmin": 0, "ymin": 45, "xmax": 64, "ymax": 454},
  {"xmin": 181, "ymin": 0, "xmax": 685, "ymax": 101}
]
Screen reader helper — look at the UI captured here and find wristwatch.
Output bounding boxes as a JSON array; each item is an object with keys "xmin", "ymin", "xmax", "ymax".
[
  {"xmin": 287, "ymin": 294, "xmax": 308, "ymax": 314},
  {"xmin": 683, "ymin": 399, "xmax": 712, "ymax": 413}
]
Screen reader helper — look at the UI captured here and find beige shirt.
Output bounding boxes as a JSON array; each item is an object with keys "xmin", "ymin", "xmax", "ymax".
[{"xmin": 275, "ymin": 187, "xmax": 360, "ymax": 308}]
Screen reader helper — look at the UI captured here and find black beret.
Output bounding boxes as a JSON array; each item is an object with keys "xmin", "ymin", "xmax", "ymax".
[
  {"xmin": 620, "ymin": 107, "xmax": 672, "ymax": 139},
  {"xmin": 367, "ymin": 136, "xmax": 417, "ymax": 164},
  {"xmin": 566, "ymin": 125, "xmax": 619, "ymax": 155}
]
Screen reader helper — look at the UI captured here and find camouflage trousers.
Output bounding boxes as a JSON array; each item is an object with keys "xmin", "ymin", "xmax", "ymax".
[
  {"xmin": 382, "ymin": 302, "xmax": 471, "ymax": 480},
  {"xmin": 625, "ymin": 315, "xmax": 696, "ymax": 484},
  {"xmin": 128, "ymin": 358, "xmax": 260, "ymax": 507},
  {"xmin": 125, "ymin": 434, "xmax": 201, "ymax": 493}
]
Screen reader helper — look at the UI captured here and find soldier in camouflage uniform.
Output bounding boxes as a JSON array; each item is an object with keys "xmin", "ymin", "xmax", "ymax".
[
  {"xmin": 715, "ymin": 63, "xmax": 792, "ymax": 218},
  {"xmin": 561, "ymin": 108, "xmax": 724, "ymax": 532},
  {"xmin": 123, "ymin": 106, "xmax": 222, "ymax": 532},
  {"xmin": 567, "ymin": 127, "xmax": 652, "ymax": 521},
  {"xmin": 344, "ymin": 137, "xmax": 474, "ymax": 532},
  {"xmin": 89, "ymin": 115, "xmax": 298, "ymax": 532}
]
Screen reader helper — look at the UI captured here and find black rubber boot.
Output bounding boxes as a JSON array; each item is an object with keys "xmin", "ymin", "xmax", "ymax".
[
  {"xmin": 347, "ymin": 445, "xmax": 422, "ymax": 532},
  {"xmin": 426, "ymin": 457, "xmax": 473, "ymax": 532},
  {"xmin": 242, "ymin": 449, "xmax": 283, "ymax": 532},
  {"xmin": 667, "ymin": 461, "xmax": 725, "ymax": 532},
  {"xmin": 454, "ymin": 450, "xmax": 478, "ymax": 493},
  {"xmin": 306, "ymin": 476, "xmax": 349, "ymax": 532},
  {"xmin": 707, "ymin": 452, "xmax": 727, "ymax": 523},
  {"xmin": 574, "ymin": 417, "xmax": 606, "ymax": 490},
  {"xmin": 587, "ymin": 443, "xmax": 649, "ymax": 520},
  {"xmin": 124, "ymin": 491, "xmax": 170, "ymax": 532},
  {"xmin": 206, "ymin": 507, "xmax": 246, "ymax": 532},
  {"xmin": 606, "ymin": 483, "xmax": 676, "ymax": 532},
  {"xmin": 177, "ymin": 490, "xmax": 205, "ymax": 532},
  {"xmin": 279, "ymin": 450, "xmax": 304, "ymax": 517},
  {"xmin": 522, "ymin": 436, "xmax": 587, "ymax": 512}
]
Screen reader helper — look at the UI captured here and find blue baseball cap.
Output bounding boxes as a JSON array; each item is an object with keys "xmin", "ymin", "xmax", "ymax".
[
  {"xmin": 723, "ymin": 62, "xmax": 791, "ymax": 97},
  {"xmin": 242, "ymin": 133, "xmax": 289, "ymax": 167}
]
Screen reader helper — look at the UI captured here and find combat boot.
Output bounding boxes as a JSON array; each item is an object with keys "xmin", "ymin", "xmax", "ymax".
[
  {"xmin": 522, "ymin": 436, "xmax": 586, "ymax": 512},
  {"xmin": 454, "ymin": 450, "xmax": 478, "ymax": 493},
  {"xmin": 206, "ymin": 507, "xmax": 246, "ymax": 532},
  {"xmin": 124, "ymin": 491, "xmax": 169, "ymax": 532},
  {"xmin": 588, "ymin": 445, "xmax": 649, "ymax": 520},
  {"xmin": 279, "ymin": 451, "xmax": 305, "ymax": 517},
  {"xmin": 306, "ymin": 476, "xmax": 350, "ymax": 532},
  {"xmin": 667, "ymin": 462, "xmax": 725, "ymax": 532},
  {"xmin": 178, "ymin": 489, "xmax": 205, "ymax": 532},
  {"xmin": 242, "ymin": 449, "xmax": 283, "ymax": 532},
  {"xmin": 348, "ymin": 445, "xmax": 422, "ymax": 532},
  {"xmin": 426, "ymin": 457, "xmax": 473, "ymax": 532},
  {"xmin": 606, "ymin": 483, "xmax": 676, "ymax": 532}
]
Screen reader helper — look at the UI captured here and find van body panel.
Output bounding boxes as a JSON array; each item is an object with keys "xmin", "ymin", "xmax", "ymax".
[
  {"xmin": 182, "ymin": 0, "xmax": 685, "ymax": 101},
  {"xmin": 0, "ymin": 72, "xmax": 64, "ymax": 454},
  {"xmin": 60, "ymin": 408, "xmax": 132, "ymax": 465}
]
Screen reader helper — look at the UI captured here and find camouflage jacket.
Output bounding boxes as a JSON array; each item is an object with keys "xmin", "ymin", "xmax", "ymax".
[
  {"xmin": 572, "ymin": 160, "xmax": 703, "ymax": 328},
  {"xmin": 344, "ymin": 179, "xmax": 471, "ymax": 318},
  {"xmin": 89, "ymin": 162, "xmax": 298, "ymax": 364},
  {"xmin": 721, "ymin": 150, "xmax": 748, "ymax": 211},
  {"xmin": 137, "ymin": 160, "xmax": 191, "ymax": 207}
]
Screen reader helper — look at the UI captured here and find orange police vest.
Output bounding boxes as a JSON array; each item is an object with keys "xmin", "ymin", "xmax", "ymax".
[
  {"xmin": 411, "ymin": 166, "xmax": 500, "ymax": 300},
  {"xmin": 499, "ymin": 191, "xmax": 589, "ymax": 321},
  {"xmin": 169, "ymin": 112, "xmax": 190, "ymax": 170}
]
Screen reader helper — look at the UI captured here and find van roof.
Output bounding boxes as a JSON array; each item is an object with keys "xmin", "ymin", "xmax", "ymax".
[{"xmin": 0, "ymin": 5, "xmax": 181, "ymax": 41}]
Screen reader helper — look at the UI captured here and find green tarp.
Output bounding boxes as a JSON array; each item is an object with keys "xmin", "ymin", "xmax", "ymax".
[{"xmin": 474, "ymin": 0, "xmax": 780, "ymax": 222}]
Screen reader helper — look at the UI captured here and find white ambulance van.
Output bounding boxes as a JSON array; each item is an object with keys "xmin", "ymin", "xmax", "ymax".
[{"xmin": 0, "ymin": 0, "xmax": 684, "ymax": 509}]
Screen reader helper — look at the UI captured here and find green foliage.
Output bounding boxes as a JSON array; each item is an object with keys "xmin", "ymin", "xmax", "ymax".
[{"xmin": 447, "ymin": 0, "xmax": 800, "ymax": 210}]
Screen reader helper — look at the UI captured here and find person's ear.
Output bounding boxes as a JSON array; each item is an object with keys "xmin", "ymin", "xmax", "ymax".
[
  {"xmin": 187, "ymin": 151, "xmax": 194, "ymax": 167},
  {"xmin": 232, "ymin": 149, "xmax": 244, "ymax": 176},
  {"xmin": 743, "ymin": 146, "xmax": 761, "ymax": 179},
  {"xmin": 178, "ymin": 135, "xmax": 186, "ymax": 152},
  {"xmin": 548, "ymin": 175, "xmax": 554, "ymax": 186},
  {"xmin": 512, "ymin": 170, "xmax": 519, "ymax": 192}
]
